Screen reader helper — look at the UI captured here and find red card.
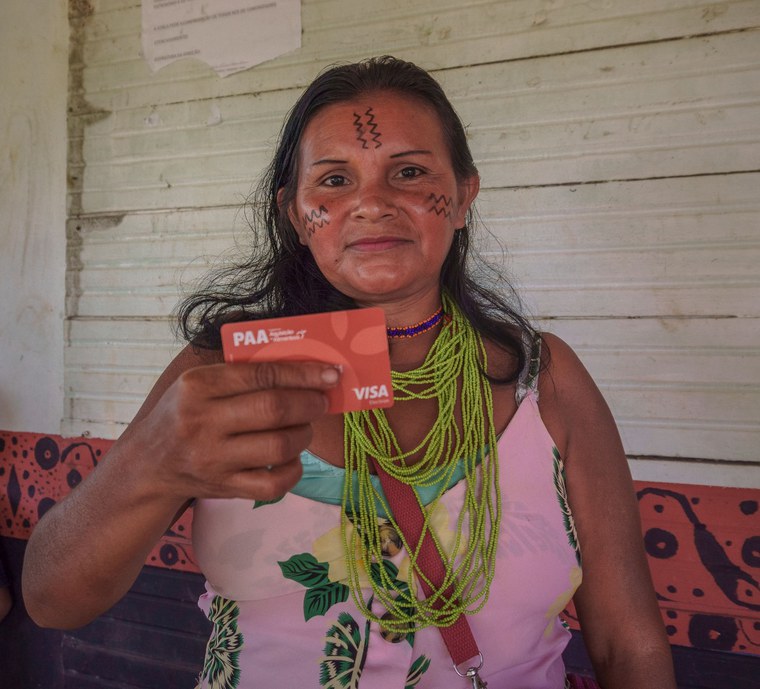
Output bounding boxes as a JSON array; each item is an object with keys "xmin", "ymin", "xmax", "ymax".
[{"xmin": 220, "ymin": 308, "xmax": 393, "ymax": 413}]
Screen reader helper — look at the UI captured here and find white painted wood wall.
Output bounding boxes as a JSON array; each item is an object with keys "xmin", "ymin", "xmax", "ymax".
[
  {"xmin": 0, "ymin": 1, "xmax": 68, "ymax": 434},
  {"xmin": 66, "ymin": 0, "xmax": 760, "ymax": 488}
]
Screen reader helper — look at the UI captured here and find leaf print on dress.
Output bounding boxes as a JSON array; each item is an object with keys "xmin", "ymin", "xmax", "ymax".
[
  {"xmin": 369, "ymin": 559, "xmax": 417, "ymax": 646},
  {"xmin": 553, "ymin": 445, "xmax": 581, "ymax": 564},
  {"xmin": 319, "ymin": 612, "xmax": 369, "ymax": 689},
  {"xmin": 278, "ymin": 552, "xmax": 350, "ymax": 621},
  {"xmin": 404, "ymin": 655, "xmax": 431, "ymax": 688},
  {"xmin": 196, "ymin": 595, "xmax": 243, "ymax": 689},
  {"xmin": 252, "ymin": 495, "xmax": 284, "ymax": 509}
]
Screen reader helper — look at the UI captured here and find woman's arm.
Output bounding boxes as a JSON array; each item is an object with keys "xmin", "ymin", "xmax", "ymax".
[
  {"xmin": 22, "ymin": 345, "xmax": 339, "ymax": 629},
  {"xmin": 538, "ymin": 333, "xmax": 676, "ymax": 689}
]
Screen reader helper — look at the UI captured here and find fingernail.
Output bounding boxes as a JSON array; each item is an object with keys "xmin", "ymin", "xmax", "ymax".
[{"xmin": 321, "ymin": 367, "xmax": 339, "ymax": 385}]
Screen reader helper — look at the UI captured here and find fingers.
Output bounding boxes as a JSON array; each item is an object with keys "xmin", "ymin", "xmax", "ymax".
[
  {"xmin": 221, "ymin": 423, "xmax": 314, "ymax": 472},
  {"xmin": 211, "ymin": 388, "xmax": 328, "ymax": 434},
  {"xmin": 144, "ymin": 359, "xmax": 340, "ymax": 503},
  {"xmin": 187, "ymin": 427, "xmax": 308, "ymax": 501},
  {"xmin": 185, "ymin": 360, "xmax": 340, "ymax": 399},
  {"xmin": 225, "ymin": 456, "xmax": 305, "ymax": 502}
]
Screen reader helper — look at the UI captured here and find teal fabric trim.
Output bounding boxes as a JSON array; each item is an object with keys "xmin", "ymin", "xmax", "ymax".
[{"xmin": 291, "ymin": 450, "xmax": 473, "ymax": 518}]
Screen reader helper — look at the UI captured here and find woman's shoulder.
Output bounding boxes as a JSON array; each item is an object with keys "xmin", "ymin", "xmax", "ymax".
[
  {"xmin": 537, "ymin": 332, "xmax": 597, "ymax": 399},
  {"xmin": 535, "ymin": 332, "xmax": 608, "ymax": 458},
  {"xmin": 536, "ymin": 332, "xmax": 627, "ymax": 471}
]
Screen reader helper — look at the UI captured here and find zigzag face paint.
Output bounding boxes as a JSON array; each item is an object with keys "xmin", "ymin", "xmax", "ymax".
[
  {"xmin": 303, "ymin": 205, "xmax": 329, "ymax": 236},
  {"xmin": 428, "ymin": 193, "xmax": 454, "ymax": 219},
  {"xmin": 353, "ymin": 107, "xmax": 382, "ymax": 149}
]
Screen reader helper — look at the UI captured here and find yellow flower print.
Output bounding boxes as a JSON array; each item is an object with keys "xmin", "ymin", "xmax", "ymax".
[
  {"xmin": 313, "ymin": 520, "xmax": 371, "ymax": 588},
  {"xmin": 312, "ymin": 502, "xmax": 465, "ymax": 591},
  {"xmin": 543, "ymin": 565, "xmax": 582, "ymax": 638}
]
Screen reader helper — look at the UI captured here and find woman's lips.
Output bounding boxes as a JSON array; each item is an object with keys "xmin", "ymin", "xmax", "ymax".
[{"xmin": 347, "ymin": 236, "xmax": 411, "ymax": 252}]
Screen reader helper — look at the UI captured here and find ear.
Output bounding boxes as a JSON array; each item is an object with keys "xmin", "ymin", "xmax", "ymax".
[
  {"xmin": 454, "ymin": 174, "xmax": 480, "ymax": 227},
  {"xmin": 278, "ymin": 187, "xmax": 308, "ymax": 246}
]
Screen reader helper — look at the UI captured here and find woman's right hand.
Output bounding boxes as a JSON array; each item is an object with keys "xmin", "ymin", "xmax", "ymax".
[{"xmin": 124, "ymin": 358, "xmax": 339, "ymax": 505}]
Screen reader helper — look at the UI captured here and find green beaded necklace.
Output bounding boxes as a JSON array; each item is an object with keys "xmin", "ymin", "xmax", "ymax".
[{"xmin": 341, "ymin": 293, "xmax": 501, "ymax": 633}]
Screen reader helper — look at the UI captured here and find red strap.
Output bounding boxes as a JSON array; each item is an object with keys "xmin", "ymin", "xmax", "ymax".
[{"xmin": 368, "ymin": 458, "xmax": 480, "ymax": 668}]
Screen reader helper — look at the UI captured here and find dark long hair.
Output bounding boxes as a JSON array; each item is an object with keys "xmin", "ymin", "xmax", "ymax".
[{"xmin": 177, "ymin": 56, "xmax": 535, "ymax": 381}]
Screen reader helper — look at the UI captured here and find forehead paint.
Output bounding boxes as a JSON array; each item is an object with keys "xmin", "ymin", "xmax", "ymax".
[
  {"xmin": 428, "ymin": 193, "xmax": 453, "ymax": 219},
  {"xmin": 304, "ymin": 205, "xmax": 330, "ymax": 236},
  {"xmin": 353, "ymin": 106, "xmax": 382, "ymax": 149}
]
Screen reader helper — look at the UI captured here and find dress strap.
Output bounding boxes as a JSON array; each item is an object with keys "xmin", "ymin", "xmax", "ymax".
[{"xmin": 515, "ymin": 331, "xmax": 543, "ymax": 405}]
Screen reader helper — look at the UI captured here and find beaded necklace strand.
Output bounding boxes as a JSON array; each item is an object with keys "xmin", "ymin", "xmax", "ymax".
[
  {"xmin": 342, "ymin": 294, "xmax": 501, "ymax": 633},
  {"xmin": 386, "ymin": 306, "xmax": 444, "ymax": 339}
]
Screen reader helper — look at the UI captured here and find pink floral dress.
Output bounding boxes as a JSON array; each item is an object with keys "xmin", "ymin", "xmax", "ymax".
[{"xmin": 192, "ymin": 341, "xmax": 582, "ymax": 688}]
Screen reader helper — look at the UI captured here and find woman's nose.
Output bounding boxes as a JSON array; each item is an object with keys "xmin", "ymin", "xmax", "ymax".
[{"xmin": 350, "ymin": 181, "xmax": 398, "ymax": 222}]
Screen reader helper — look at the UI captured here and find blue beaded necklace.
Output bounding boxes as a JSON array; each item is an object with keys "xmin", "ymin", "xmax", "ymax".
[{"xmin": 386, "ymin": 306, "xmax": 444, "ymax": 339}]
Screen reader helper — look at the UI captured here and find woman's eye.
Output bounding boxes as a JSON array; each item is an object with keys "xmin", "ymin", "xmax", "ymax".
[
  {"xmin": 399, "ymin": 166, "xmax": 424, "ymax": 179},
  {"xmin": 323, "ymin": 175, "xmax": 347, "ymax": 187}
]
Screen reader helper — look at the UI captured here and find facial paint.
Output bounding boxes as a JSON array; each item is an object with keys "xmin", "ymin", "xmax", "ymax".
[
  {"xmin": 304, "ymin": 205, "xmax": 330, "ymax": 236},
  {"xmin": 352, "ymin": 106, "xmax": 382, "ymax": 149},
  {"xmin": 428, "ymin": 193, "xmax": 453, "ymax": 219}
]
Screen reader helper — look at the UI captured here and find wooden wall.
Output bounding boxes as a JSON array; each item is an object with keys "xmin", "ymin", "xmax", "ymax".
[
  {"xmin": 0, "ymin": 1, "xmax": 68, "ymax": 433},
  {"xmin": 64, "ymin": 0, "xmax": 760, "ymax": 489}
]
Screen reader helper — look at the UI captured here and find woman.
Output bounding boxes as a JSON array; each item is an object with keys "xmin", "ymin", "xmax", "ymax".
[{"xmin": 23, "ymin": 57, "xmax": 675, "ymax": 688}]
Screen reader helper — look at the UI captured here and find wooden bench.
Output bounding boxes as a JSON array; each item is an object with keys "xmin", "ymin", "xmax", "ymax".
[{"xmin": 1, "ymin": 431, "xmax": 757, "ymax": 687}]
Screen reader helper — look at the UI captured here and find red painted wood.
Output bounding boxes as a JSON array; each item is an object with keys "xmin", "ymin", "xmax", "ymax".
[
  {"xmin": 0, "ymin": 431, "xmax": 197, "ymax": 573},
  {"xmin": 563, "ymin": 481, "xmax": 760, "ymax": 656}
]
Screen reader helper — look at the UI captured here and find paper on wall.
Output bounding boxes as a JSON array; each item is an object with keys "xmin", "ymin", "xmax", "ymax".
[{"xmin": 141, "ymin": 0, "xmax": 301, "ymax": 78}]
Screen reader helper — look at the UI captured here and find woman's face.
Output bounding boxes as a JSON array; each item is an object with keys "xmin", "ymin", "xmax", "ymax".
[{"xmin": 285, "ymin": 91, "xmax": 479, "ymax": 308}]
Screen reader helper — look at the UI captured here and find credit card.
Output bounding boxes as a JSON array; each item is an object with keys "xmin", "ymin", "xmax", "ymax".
[{"xmin": 220, "ymin": 308, "xmax": 393, "ymax": 413}]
